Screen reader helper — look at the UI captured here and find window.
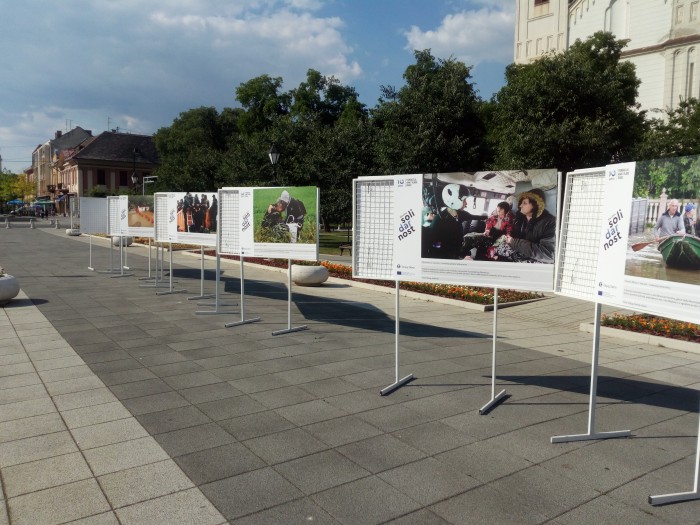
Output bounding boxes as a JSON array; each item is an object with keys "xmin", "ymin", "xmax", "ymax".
[
  {"xmin": 119, "ymin": 171, "xmax": 128, "ymax": 187},
  {"xmin": 533, "ymin": 0, "xmax": 549, "ymax": 16},
  {"xmin": 676, "ymin": 5, "xmax": 684, "ymax": 23},
  {"xmin": 97, "ymin": 169, "xmax": 105, "ymax": 186},
  {"xmin": 691, "ymin": 2, "xmax": 698, "ymax": 21}
]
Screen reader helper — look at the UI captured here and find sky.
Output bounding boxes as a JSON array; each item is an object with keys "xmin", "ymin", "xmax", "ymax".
[{"xmin": 0, "ymin": 0, "xmax": 516, "ymax": 171}]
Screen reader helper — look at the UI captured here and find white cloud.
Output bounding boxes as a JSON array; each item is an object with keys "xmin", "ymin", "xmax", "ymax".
[{"xmin": 404, "ymin": 7, "xmax": 515, "ymax": 65}]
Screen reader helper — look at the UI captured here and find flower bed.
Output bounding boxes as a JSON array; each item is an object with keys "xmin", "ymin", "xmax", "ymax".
[
  {"xmin": 602, "ymin": 314, "xmax": 700, "ymax": 344},
  {"xmin": 209, "ymin": 253, "xmax": 542, "ymax": 305}
]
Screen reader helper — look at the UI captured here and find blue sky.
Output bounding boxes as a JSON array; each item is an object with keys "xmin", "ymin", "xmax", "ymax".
[{"xmin": 0, "ymin": 0, "xmax": 515, "ymax": 170}]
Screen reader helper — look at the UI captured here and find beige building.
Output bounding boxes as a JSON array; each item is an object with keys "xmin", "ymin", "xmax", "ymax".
[{"xmin": 514, "ymin": 0, "xmax": 700, "ymax": 115}]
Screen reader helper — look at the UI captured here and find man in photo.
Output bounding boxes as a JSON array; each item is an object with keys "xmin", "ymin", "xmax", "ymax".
[{"xmin": 262, "ymin": 190, "xmax": 307, "ymax": 242}]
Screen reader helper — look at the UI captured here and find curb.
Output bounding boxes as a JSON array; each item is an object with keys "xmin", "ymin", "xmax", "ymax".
[{"xmin": 579, "ymin": 322, "xmax": 700, "ymax": 354}]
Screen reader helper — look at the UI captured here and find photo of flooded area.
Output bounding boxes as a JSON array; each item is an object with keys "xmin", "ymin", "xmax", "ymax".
[
  {"xmin": 127, "ymin": 195, "xmax": 155, "ymax": 228},
  {"xmin": 624, "ymin": 156, "xmax": 700, "ymax": 286}
]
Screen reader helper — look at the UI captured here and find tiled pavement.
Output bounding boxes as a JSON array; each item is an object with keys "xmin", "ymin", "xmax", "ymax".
[{"xmin": 0, "ymin": 222, "xmax": 699, "ymax": 524}]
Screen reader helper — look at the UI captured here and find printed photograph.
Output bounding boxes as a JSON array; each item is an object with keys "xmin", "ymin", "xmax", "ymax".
[
  {"xmin": 625, "ymin": 155, "xmax": 700, "ymax": 286},
  {"xmin": 175, "ymin": 192, "xmax": 218, "ymax": 234},
  {"xmin": 421, "ymin": 170, "xmax": 558, "ymax": 264},
  {"xmin": 253, "ymin": 186, "xmax": 317, "ymax": 244},
  {"xmin": 127, "ymin": 195, "xmax": 154, "ymax": 228}
]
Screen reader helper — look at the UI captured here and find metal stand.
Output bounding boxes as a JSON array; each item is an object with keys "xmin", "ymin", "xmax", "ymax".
[
  {"xmin": 111, "ymin": 237, "xmax": 133, "ymax": 278},
  {"xmin": 189, "ymin": 246, "xmax": 215, "ymax": 301},
  {"xmin": 380, "ymin": 281, "xmax": 415, "ymax": 396},
  {"xmin": 140, "ymin": 242, "xmax": 165, "ymax": 288},
  {"xmin": 551, "ymin": 303, "xmax": 631, "ymax": 443},
  {"xmin": 196, "ymin": 249, "xmax": 237, "ymax": 315},
  {"xmin": 156, "ymin": 242, "xmax": 186, "ymax": 295},
  {"xmin": 88, "ymin": 236, "xmax": 94, "ymax": 271},
  {"xmin": 99, "ymin": 238, "xmax": 120, "ymax": 275},
  {"xmin": 271, "ymin": 259, "xmax": 307, "ymax": 336},
  {"xmin": 224, "ymin": 256, "xmax": 260, "ymax": 326},
  {"xmin": 480, "ymin": 288, "xmax": 508, "ymax": 414},
  {"xmin": 138, "ymin": 238, "xmax": 154, "ymax": 281},
  {"xmin": 649, "ymin": 398, "xmax": 700, "ymax": 506}
]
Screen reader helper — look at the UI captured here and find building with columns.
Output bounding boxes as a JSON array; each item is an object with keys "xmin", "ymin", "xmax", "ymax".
[{"xmin": 514, "ymin": 0, "xmax": 700, "ymax": 115}]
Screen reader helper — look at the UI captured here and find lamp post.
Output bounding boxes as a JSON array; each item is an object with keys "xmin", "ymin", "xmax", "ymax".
[
  {"xmin": 130, "ymin": 147, "xmax": 141, "ymax": 193},
  {"xmin": 268, "ymin": 143, "xmax": 280, "ymax": 184}
]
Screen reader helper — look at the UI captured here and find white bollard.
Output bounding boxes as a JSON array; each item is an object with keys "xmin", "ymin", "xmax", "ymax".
[
  {"xmin": 30, "ymin": 218, "xmax": 35, "ymax": 229},
  {"xmin": 5, "ymin": 218, "xmax": 10, "ymax": 229},
  {"xmin": 55, "ymin": 219, "xmax": 60, "ymax": 229}
]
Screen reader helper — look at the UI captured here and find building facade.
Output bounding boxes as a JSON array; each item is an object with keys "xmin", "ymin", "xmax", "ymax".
[
  {"xmin": 30, "ymin": 127, "xmax": 93, "ymax": 201},
  {"xmin": 514, "ymin": 0, "xmax": 700, "ymax": 115},
  {"xmin": 58, "ymin": 131, "xmax": 159, "ymax": 201}
]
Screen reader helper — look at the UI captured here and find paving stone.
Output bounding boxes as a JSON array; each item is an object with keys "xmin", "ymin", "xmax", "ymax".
[
  {"xmin": 82, "ymin": 436, "xmax": 170, "ymax": 476},
  {"xmin": 71, "ymin": 417, "xmax": 150, "ymax": 449},
  {"xmin": 274, "ymin": 450, "xmax": 370, "ymax": 494},
  {"xmin": 337, "ymin": 434, "xmax": 427, "ymax": 474},
  {"xmin": 115, "ymin": 487, "xmax": 225, "ymax": 525},
  {"xmin": 311, "ymin": 476, "xmax": 421, "ymax": 525},
  {"xmin": 0, "ymin": 413, "xmax": 65, "ymax": 443},
  {"xmin": 0, "ymin": 431, "xmax": 77, "ymax": 468},
  {"xmin": 175, "ymin": 442, "xmax": 266, "ymax": 485},
  {"xmin": 154, "ymin": 422, "xmax": 236, "ymax": 457},
  {"xmin": 136, "ymin": 405, "xmax": 211, "ymax": 434},
  {"xmin": 7, "ymin": 478, "xmax": 110, "ymax": 525},
  {"xmin": 243, "ymin": 427, "xmax": 329, "ymax": 465},
  {"xmin": 98, "ymin": 459, "xmax": 194, "ymax": 508},
  {"xmin": 219, "ymin": 410, "xmax": 295, "ymax": 441},
  {"xmin": 3, "ymin": 452, "xmax": 93, "ymax": 498},
  {"xmin": 200, "ymin": 467, "xmax": 303, "ymax": 520}
]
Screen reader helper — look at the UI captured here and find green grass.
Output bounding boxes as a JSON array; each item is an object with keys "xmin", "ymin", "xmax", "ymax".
[{"xmin": 319, "ymin": 230, "xmax": 352, "ymax": 255}]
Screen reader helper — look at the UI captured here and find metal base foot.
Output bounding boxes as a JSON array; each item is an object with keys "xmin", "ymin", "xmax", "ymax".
[
  {"xmin": 188, "ymin": 294, "xmax": 215, "ymax": 301},
  {"xmin": 551, "ymin": 429, "xmax": 631, "ymax": 443},
  {"xmin": 649, "ymin": 490, "xmax": 700, "ymax": 506},
  {"xmin": 272, "ymin": 325, "xmax": 308, "ymax": 336},
  {"xmin": 380, "ymin": 374, "xmax": 415, "ymax": 396},
  {"xmin": 479, "ymin": 389, "xmax": 508, "ymax": 415},
  {"xmin": 156, "ymin": 289, "xmax": 187, "ymax": 296},
  {"xmin": 225, "ymin": 317, "xmax": 262, "ymax": 327}
]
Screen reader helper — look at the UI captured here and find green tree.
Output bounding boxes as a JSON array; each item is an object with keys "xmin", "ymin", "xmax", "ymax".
[
  {"xmin": 372, "ymin": 49, "xmax": 487, "ymax": 174},
  {"xmin": 154, "ymin": 107, "xmax": 240, "ymax": 190},
  {"xmin": 636, "ymin": 98, "xmax": 700, "ymax": 159},
  {"xmin": 12, "ymin": 173, "xmax": 35, "ymax": 203},
  {"xmin": 235, "ymin": 75, "xmax": 290, "ymax": 135},
  {"xmin": 492, "ymin": 32, "xmax": 644, "ymax": 174},
  {"xmin": 289, "ymin": 69, "xmax": 367, "ymax": 126}
]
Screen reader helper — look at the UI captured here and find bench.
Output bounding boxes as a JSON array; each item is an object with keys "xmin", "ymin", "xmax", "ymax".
[{"xmin": 339, "ymin": 243, "xmax": 352, "ymax": 256}]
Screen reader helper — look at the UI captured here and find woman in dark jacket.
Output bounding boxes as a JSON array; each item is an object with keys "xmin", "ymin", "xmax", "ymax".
[{"xmin": 502, "ymin": 188, "xmax": 556, "ymax": 263}]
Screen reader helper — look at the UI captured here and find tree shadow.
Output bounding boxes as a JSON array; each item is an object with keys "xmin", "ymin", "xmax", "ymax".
[
  {"xmin": 499, "ymin": 374, "xmax": 700, "ymax": 413},
  {"xmin": 221, "ymin": 276, "xmax": 487, "ymax": 338}
]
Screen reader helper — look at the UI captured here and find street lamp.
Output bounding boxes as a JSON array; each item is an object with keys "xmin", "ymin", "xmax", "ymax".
[
  {"xmin": 268, "ymin": 143, "xmax": 280, "ymax": 184},
  {"xmin": 130, "ymin": 147, "xmax": 141, "ymax": 192}
]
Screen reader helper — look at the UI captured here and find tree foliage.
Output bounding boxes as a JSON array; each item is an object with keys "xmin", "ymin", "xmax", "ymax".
[
  {"xmin": 372, "ymin": 50, "xmax": 487, "ymax": 173},
  {"xmin": 492, "ymin": 32, "xmax": 644, "ymax": 174},
  {"xmin": 636, "ymin": 98, "xmax": 700, "ymax": 159}
]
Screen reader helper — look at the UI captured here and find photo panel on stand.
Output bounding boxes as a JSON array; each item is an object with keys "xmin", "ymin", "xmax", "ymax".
[
  {"xmin": 594, "ymin": 156, "xmax": 700, "ymax": 324},
  {"xmin": 168, "ymin": 191, "xmax": 218, "ymax": 246},
  {"xmin": 127, "ymin": 195, "xmax": 155, "ymax": 237},
  {"xmin": 245, "ymin": 186, "xmax": 319, "ymax": 261}
]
